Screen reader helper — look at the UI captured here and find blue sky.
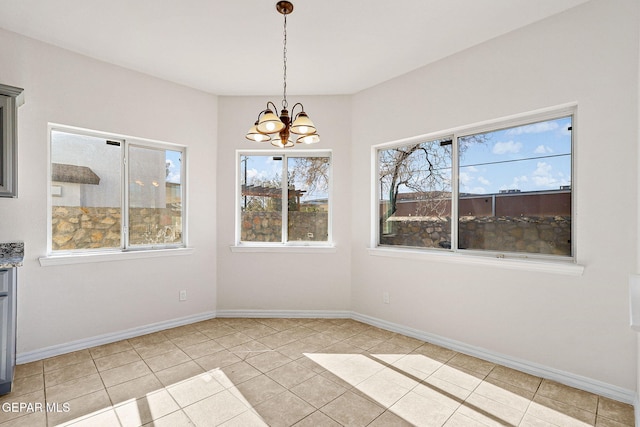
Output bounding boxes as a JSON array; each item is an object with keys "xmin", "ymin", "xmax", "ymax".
[
  {"xmin": 165, "ymin": 150, "xmax": 182, "ymax": 184},
  {"xmin": 459, "ymin": 116, "xmax": 572, "ymax": 195},
  {"xmin": 242, "ymin": 155, "xmax": 329, "ymax": 201}
]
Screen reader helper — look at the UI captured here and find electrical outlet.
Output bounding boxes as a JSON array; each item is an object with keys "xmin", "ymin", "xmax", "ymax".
[
  {"xmin": 383, "ymin": 292, "xmax": 390, "ymax": 304},
  {"xmin": 179, "ymin": 290, "xmax": 187, "ymax": 301}
]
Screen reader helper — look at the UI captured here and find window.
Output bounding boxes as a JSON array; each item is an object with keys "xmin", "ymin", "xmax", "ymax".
[
  {"xmin": 50, "ymin": 127, "xmax": 185, "ymax": 253},
  {"xmin": 377, "ymin": 110, "xmax": 573, "ymax": 259},
  {"xmin": 238, "ymin": 151, "xmax": 331, "ymax": 245}
]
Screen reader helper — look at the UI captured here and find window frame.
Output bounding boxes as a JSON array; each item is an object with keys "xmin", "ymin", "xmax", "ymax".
[
  {"xmin": 372, "ymin": 104, "xmax": 577, "ymax": 264},
  {"xmin": 45, "ymin": 123, "xmax": 188, "ymax": 257},
  {"xmin": 235, "ymin": 149, "xmax": 333, "ymax": 248}
]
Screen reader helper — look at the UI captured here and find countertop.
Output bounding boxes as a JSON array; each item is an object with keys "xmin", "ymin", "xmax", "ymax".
[{"xmin": 0, "ymin": 242, "xmax": 24, "ymax": 268}]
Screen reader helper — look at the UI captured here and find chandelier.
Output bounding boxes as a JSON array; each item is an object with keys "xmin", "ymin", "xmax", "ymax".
[{"xmin": 245, "ymin": 1, "xmax": 319, "ymax": 148}]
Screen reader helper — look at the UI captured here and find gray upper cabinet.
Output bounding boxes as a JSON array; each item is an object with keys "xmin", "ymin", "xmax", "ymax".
[{"xmin": 0, "ymin": 84, "xmax": 24, "ymax": 198}]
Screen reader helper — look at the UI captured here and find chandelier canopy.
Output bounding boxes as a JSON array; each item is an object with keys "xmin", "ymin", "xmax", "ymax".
[{"xmin": 245, "ymin": 1, "xmax": 320, "ymax": 148}]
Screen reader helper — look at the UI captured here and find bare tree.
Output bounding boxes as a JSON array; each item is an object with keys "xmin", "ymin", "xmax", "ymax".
[{"xmin": 379, "ymin": 139, "xmax": 452, "ymax": 220}]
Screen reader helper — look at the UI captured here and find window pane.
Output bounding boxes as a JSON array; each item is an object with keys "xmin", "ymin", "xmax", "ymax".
[
  {"xmin": 378, "ymin": 139, "xmax": 452, "ymax": 249},
  {"xmin": 287, "ymin": 157, "xmax": 330, "ymax": 242},
  {"xmin": 458, "ymin": 117, "xmax": 572, "ymax": 256},
  {"xmin": 240, "ymin": 155, "xmax": 283, "ymax": 242},
  {"xmin": 51, "ymin": 130, "xmax": 121, "ymax": 251},
  {"xmin": 128, "ymin": 146, "xmax": 183, "ymax": 246}
]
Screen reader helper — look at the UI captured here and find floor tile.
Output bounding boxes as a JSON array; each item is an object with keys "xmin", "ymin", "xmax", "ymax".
[
  {"xmin": 93, "ymin": 349, "xmax": 141, "ymax": 372},
  {"xmin": 43, "ymin": 350, "xmax": 92, "ymax": 373},
  {"xmin": 106, "ymin": 373, "xmax": 164, "ymax": 404},
  {"xmin": 46, "ymin": 389, "xmax": 111, "ymax": 426},
  {"xmin": 99, "ymin": 360, "xmax": 152, "ymax": 388},
  {"xmin": 12, "ymin": 361, "xmax": 43, "ymax": 379},
  {"xmin": 155, "ymin": 360, "xmax": 206, "ymax": 388},
  {"xmin": 45, "ymin": 373, "xmax": 104, "ymax": 403},
  {"xmin": 292, "ymin": 410, "xmax": 341, "ymax": 426},
  {"xmin": 289, "ymin": 373, "xmax": 347, "ymax": 408},
  {"xmin": 170, "ymin": 331, "xmax": 210, "ymax": 348},
  {"xmin": 194, "ymin": 350, "xmax": 242, "ymax": 371},
  {"xmin": 389, "ymin": 390, "xmax": 457, "ymax": 426},
  {"xmin": 44, "ymin": 360, "xmax": 98, "ymax": 387},
  {"xmin": 597, "ymin": 397, "xmax": 635, "ymax": 426},
  {"xmin": 218, "ymin": 361, "xmax": 262, "ymax": 385},
  {"xmin": 144, "ymin": 348, "xmax": 191, "ymax": 372},
  {"xmin": 182, "ymin": 390, "xmax": 251, "ymax": 426},
  {"xmin": 7, "ymin": 373, "xmax": 43, "ymax": 397},
  {"xmin": 320, "ymin": 390, "xmax": 385, "ymax": 426},
  {"xmin": 456, "ymin": 391, "xmax": 526, "ymax": 426},
  {"xmin": 537, "ymin": 379, "xmax": 599, "ymax": 413},
  {"xmin": 526, "ymin": 394, "xmax": 596, "ymax": 426},
  {"xmin": 486, "ymin": 364, "xmax": 542, "ymax": 393},
  {"xmin": 245, "ymin": 351, "xmax": 292, "ymax": 373},
  {"xmin": 134, "ymin": 340, "xmax": 180, "ymax": 359},
  {"xmin": 3, "ymin": 318, "xmax": 636, "ymax": 427},
  {"xmin": 266, "ymin": 360, "xmax": 317, "ymax": 389},
  {"xmin": 446, "ymin": 353, "xmax": 496, "ymax": 376},
  {"xmin": 219, "ymin": 410, "xmax": 269, "ymax": 427},
  {"xmin": 142, "ymin": 409, "xmax": 195, "ymax": 427},
  {"xmin": 0, "ymin": 390, "xmax": 45, "ymax": 424},
  {"xmin": 56, "ymin": 408, "xmax": 120, "ymax": 427},
  {"xmin": 88, "ymin": 340, "xmax": 134, "ymax": 359},
  {"xmin": 114, "ymin": 389, "xmax": 180, "ymax": 427},
  {"xmin": 253, "ymin": 390, "xmax": 315, "ymax": 427},
  {"xmin": 368, "ymin": 410, "xmax": 415, "ymax": 426},
  {"xmin": 233, "ymin": 374, "xmax": 286, "ymax": 406},
  {"xmin": 181, "ymin": 340, "xmax": 225, "ymax": 359},
  {"xmin": 167, "ymin": 371, "xmax": 226, "ymax": 407}
]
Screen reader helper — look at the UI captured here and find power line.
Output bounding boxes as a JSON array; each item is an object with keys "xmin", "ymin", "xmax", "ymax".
[{"xmin": 460, "ymin": 153, "xmax": 570, "ymax": 169}]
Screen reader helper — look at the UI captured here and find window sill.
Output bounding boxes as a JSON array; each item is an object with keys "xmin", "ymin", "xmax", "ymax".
[
  {"xmin": 230, "ymin": 244, "xmax": 337, "ymax": 254},
  {"xmin": 368, "ymin": 247, "xmax": 584, "ymax": 276},
  {"xmin": 39, "ymin": 247, "xmax": 194, "ymax": 266}
]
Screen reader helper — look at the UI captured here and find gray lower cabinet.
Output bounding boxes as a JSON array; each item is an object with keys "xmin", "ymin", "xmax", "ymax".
[{"xmin": 0, "ymin": 268, "xmax": 16, "ymax": 395}]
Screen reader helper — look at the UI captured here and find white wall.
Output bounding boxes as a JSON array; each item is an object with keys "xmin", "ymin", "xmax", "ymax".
[
  {"xmin": 351, "ymin": 0, "xmax": 639, "ymax": 391},
  {"xmin": 0, "ymin": 28, "xmax": 218, "ymax": 354},
  {"xmin": 216, "ymin": 96, "xmax": 352, "ymax": 313}
]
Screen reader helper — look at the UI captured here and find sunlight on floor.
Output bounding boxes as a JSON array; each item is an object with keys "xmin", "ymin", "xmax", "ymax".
[{"xmin": 55, "ymin": 368, "xmax": 269, "ymax": 426}]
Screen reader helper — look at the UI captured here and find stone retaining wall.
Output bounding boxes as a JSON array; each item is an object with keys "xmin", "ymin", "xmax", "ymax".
[
  {"xmin": 380, "ymin": 216, "xmax": 571, "ymax": 256},
  {"xmin": 52, "ymin": 206, "xmax": 181, "ymax": 250},
  {"xmin": 241, "ymin": 211, "xmax": 328, "ymax": 242}
]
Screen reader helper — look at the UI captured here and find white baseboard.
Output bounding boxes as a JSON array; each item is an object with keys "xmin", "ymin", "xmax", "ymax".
[
  {"xmin": 16, "ymin": 311, "xmax": 216, "ymax": 364},
  {"xmin": 16, "ymin": 308, "xmax": 636, "ymax": 410},
  {"xmin": 216, "ymin": 309, "xmax": 351, "ymax": 319},
  {"xmin": 351, "ymin": 312, "xmax": 636, "ymax": 406}
]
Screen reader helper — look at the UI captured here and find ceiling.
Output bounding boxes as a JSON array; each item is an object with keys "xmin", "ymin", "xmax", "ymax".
[{"xmin": 0, "ymin": 0, "xmax": 590, "ymax": 96}]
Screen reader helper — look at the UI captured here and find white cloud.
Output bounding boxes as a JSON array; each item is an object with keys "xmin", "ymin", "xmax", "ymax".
[
  {"xmin": 532, "ymin": 162, "xmax": 561, "ymax": 188},
  {"xmin": 492, "ymin": 140, "xmax": 522, "ymax": 155},
  {"xmin": 246, "ymin": 168, "xmax": 259, "ymax": 179},
  {"xmin": 534, "ymin": 145, "xmax": 553, "ymax": 154},
  {"xmin": 507, "ymin": 121, "xmax": 559, "ymax": 136},
  {"xmin": 459, "ymin": 172, "xmax": 473, "ymax": 186},
  {"xmin": 478, "ymin": 176, "xmax": 490, "ymax": 186}
]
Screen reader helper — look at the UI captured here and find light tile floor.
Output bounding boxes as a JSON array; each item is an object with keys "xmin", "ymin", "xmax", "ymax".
[{"xmin": 0, "ymin": 318, "xmax": 635, "ymax": 426}]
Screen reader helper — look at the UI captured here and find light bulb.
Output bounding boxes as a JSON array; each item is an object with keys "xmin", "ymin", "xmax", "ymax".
[
  {"xmin": 298, "ymin": 126, "xmax": 308, "ymax": 134},
  {"xmin": 266, "ymin": 122, "xmax": 276, "ymax": 131}
]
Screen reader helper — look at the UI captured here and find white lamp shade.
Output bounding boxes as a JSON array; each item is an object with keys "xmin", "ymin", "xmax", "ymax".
[
  {"xmin": 271, "ymin": 137, "xmax": 295, "ymax": 148},
  {"xmin": 245, "ymin": 125, "xmax": 271, "ymax": 142},
  {"xmin": 257, "ymin": 110, "xmax": 285, "ymax": 133},
  {"xmin": 290, "ymin": 112, "xmax": 317, "ymax": 135},
  {"xmin": 297, "ymin": 133, "xmax": 320, "ymax": 144}
]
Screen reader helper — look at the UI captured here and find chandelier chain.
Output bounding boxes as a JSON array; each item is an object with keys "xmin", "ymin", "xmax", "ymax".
[{"xmin": 282, "ymin": 13, "xmax": 288, "ymax": 109}]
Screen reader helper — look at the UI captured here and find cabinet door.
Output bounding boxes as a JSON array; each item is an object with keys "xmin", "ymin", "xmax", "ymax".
[
  {"xmin": 0, "ymin": 295, "xmax": 8, "ymax": 383},
  {"xmin": 0, "ymin": 267, "xmax": 7, "ymax": 293}
]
